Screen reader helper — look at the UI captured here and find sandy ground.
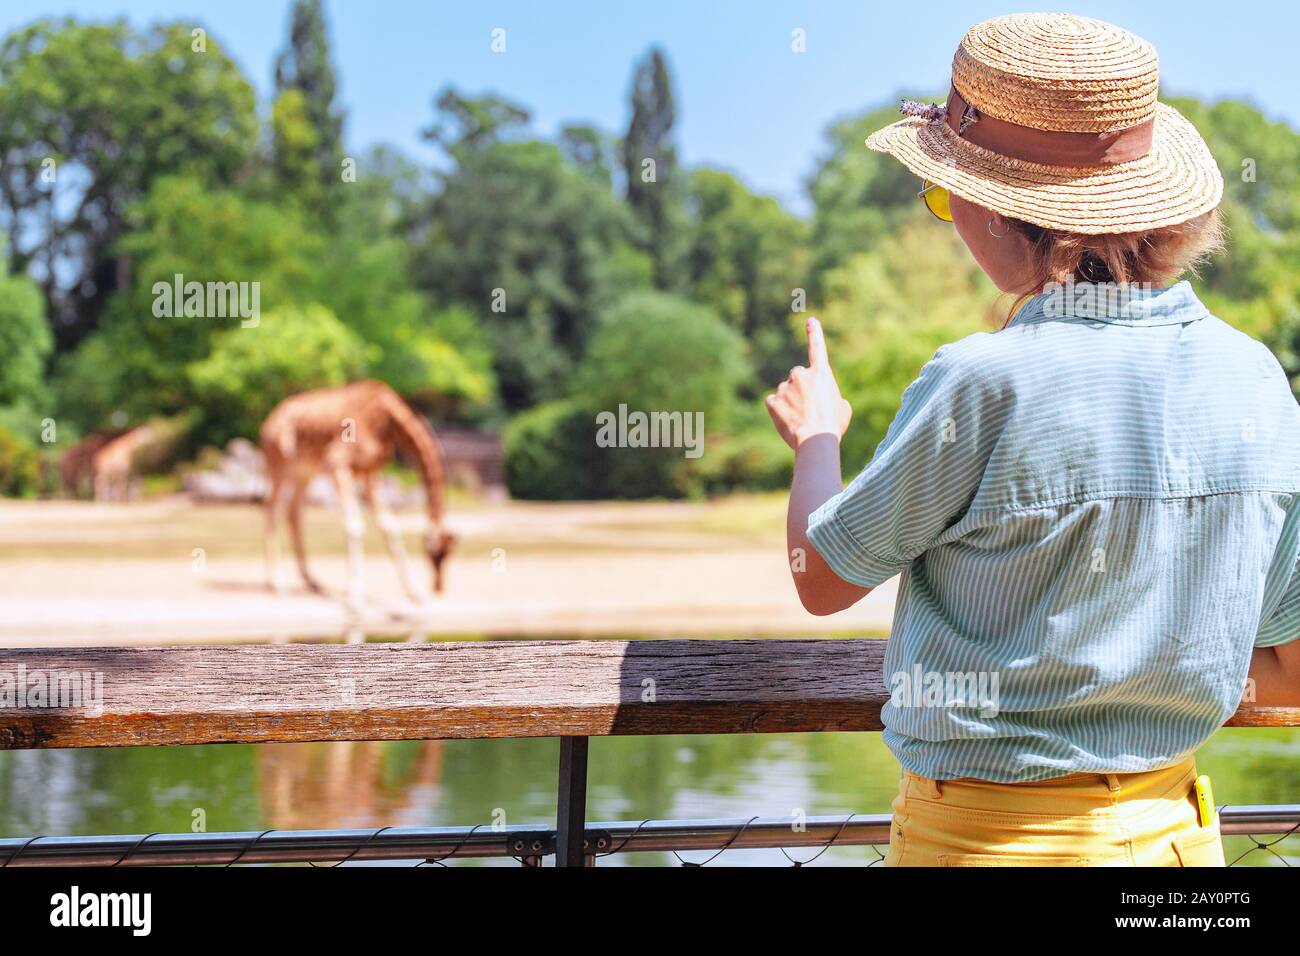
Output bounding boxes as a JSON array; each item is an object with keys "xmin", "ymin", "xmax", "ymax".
[{"xmin": 0, "ymin": 495, "xmax": 897, "ymax": 646}]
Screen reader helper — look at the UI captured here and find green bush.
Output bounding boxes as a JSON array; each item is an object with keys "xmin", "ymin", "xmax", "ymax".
[
  {"xmin": 815, "ymin": 228, "xmax": 993, "ymax": 468},
  {"xmin": 575, "ymin": 291, "xmax": 750, "ymax": 421},
  {"xmin": 130, "ymin": 413, "xmax": 201, "ymax": 477},
  {"xmin": 504, "ymin": 291, "xmax": 759, "ymax": 499},
  {"xmin": 52, "ymin": 327, "xmax": 135, "ymax": 433},
  {"xmin": 0, "ymin": 261, "xmax": 52, "ymax": 411},
  {"xmin": 187, "ymin": 303, "xmax": 373, "ymax": 444},
  {"xmin": 371, "ymin": 304, "xmax": 496, "ymax": 414},
  {"xmin": 0, "ymin": 425, "xmax": 41, "ymax": 498},
  {"xmin": 692, "ymin": 403, "xmax": 793, "ymax": 495},
  {"xmin": 505, "ymin": 399, "xmax": 728, "ymax": 500},
  {"xmin": 503, "ymin": 400, "xmax": 600, "ymax": 500},
  {"xmin": 582, "ymin": 291, "xmax": 751, "ymax": 498}
]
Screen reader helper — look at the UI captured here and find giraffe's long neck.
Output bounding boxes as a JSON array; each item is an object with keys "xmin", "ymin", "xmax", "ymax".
[{"xmin": 384, "ymin": 396, "xmax": 447, "ymax": 528}]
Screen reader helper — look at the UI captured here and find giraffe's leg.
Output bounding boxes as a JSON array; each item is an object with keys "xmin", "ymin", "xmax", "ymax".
[
  {"xmin": 287, "ymin": 478, "xmax": 322, "ymax": 593},
  {"xmin": 331, "ymin": 466, "xmax": 366, "ymax": 611},
  {"xmin": 264, "ymin": 470, "xmax": 288, "ymax": 592},
  {"xmin": 362, "ymin": 472, "xmax": 428, "ymax": 603}
]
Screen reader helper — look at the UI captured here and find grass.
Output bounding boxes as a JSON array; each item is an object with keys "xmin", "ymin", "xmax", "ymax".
[{"xmin": 0, "ymin": 492, "xmax": 790, "ymax": 563}]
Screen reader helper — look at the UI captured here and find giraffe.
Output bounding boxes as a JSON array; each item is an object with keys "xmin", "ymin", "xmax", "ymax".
[
  {"xmin": 258, "ymin": 739, "xmax": 443, "ymax": 831},
  {"xmin": 89, "ymin": 426, "xmax": 156, "ymax": 502},
  {"xmin": 259, "ymin": 380, "xmax": 455, "ymax": 607},
  {"xmin": 60, "ymin": 430, "xmax": 125, "ymax": 499}
]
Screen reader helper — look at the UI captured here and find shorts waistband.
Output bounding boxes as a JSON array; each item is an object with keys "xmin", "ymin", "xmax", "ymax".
[{"xmin": 901, "ymin": 758, "xmax": 1198, "ymax": 811}]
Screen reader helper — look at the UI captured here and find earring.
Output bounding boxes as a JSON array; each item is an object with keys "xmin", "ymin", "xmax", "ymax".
[{"xmin": 988, "ymin": 218, "xmax": 1008, "ymax": 238}]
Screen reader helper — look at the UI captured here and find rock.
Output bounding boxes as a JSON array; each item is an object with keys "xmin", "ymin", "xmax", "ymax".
[
  {"xmin": 184, "ymin": 440, "xmax": 426, "ymax": 508},
  {"xmin": 225, "ymin": 438, "xmax": 263, "ymax": 469}
]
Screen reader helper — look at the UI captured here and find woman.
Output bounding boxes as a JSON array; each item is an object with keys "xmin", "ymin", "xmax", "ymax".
[{"xmin": 765, "ymin": 13, "xmax": 1300, "ymax": 866}]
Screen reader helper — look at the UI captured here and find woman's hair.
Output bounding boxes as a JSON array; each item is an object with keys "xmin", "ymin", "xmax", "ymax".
[{"xmin": 1000, "ymin": 208, "xmax": 1226, "ymax": 325}]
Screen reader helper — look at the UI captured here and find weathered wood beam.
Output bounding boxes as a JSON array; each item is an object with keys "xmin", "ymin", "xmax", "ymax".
[{"xmin": 0, "ymin": 639, "xmax": 1293, "ymax": 750}]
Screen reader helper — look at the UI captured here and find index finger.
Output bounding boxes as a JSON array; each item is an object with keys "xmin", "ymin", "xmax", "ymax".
[{"xmin": 807, "ymin": 317, "xmax": 829, "ymax": 368}]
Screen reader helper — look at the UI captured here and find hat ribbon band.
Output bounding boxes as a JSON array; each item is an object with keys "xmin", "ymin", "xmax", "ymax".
[{"xmin": 945, "ymin": 86, "xmax": 1155, "ymax": 167}]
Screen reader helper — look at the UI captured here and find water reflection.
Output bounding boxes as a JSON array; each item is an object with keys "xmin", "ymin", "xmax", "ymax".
[
  {"xmin": 0, "ymin": 729, "xmax": 1296, "ymax": 866},
  {"xmin": 259, "ymin": 740, "xmax": 443, "ymax": 830}
]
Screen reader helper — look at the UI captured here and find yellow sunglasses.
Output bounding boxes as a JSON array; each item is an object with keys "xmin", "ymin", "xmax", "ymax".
[{"xmin": 918, "ymin": 179, "xmax": 953, "ymax": 222}]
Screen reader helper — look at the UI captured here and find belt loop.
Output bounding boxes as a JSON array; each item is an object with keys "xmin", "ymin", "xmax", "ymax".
[
  {"xmin": 1105, "ymin": 773, "xmax": 1121, "ymax": 793},
  {"xmin": 927, "ymin": 778, "xmax": 943, "ymax": 799}
]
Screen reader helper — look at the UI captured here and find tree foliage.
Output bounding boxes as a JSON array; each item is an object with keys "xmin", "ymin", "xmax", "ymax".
[
  {"xmin": 505, "ymin": 292, "xmax": 752, "ymax": 499},
  {"xmin": 622, "ymin": 47, "xmax": 688, "ymax": 291},
  {"xmin": 0, "ymin": 19, "xmax": 257, "ymax": 348},
  {"xmin": 273, "ymin": 0, "xmax": 345, "ymax": 217},
  {"xmin": 817, "ymin": 223, "xmax": 995, "ymax": 467},
  {"xmin": 0, "ymin": 249, "xmax": 51, "ymax": 410},
  {"xmin": 98, "ymin": 175, "xmax": 320, "ymax": 414},
  {"xmin": 188, "ymin": 304, "xmax": 372, "ymax": 446},
  {"xmin": 686, "ymin": 168, "xmax": 811, "ymax": 386},
  {"xmin": 3, "ymin": 14, "xmax": 1300, "ymax": 503},
  {"xmin": 1166, "ymin": 97, "xmax": 1300, "ymax": 365},
  {"xmin": 412, "ymin": 115, "xmax": 650, "ymax": 410},
  {"xmin": 805, "ymin": 100, "xmax": 931, "ymax": 292}
]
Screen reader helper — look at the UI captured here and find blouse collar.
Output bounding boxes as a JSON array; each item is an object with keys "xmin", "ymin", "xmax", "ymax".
[{"xmin": 1010, "ymin": 280, "xmax": 1210, "ymax": 328}]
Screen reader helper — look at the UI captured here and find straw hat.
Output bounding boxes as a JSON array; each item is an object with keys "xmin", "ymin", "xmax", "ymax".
[{"xmin": 867, "ymin": 13, "xmax": 1223, "ymax": 234}]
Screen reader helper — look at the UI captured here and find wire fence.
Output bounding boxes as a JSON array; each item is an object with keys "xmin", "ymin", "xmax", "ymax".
[{"xmin": 2, "ymin": 808, "xmax": 1296, "ymax": 867}]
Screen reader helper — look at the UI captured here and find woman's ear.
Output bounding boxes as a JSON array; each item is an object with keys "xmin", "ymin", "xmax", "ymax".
[{"xmin": 949, "ymin": 194, "xmax": 1033, "ymax": 292}]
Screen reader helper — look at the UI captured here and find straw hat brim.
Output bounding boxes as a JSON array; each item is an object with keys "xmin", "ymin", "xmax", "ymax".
[{"xmin": 866, "ymin": 102, "xmax": 1224, "ymax": 234}]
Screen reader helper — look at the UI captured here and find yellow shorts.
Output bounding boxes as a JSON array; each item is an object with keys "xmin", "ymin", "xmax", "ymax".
[{"xmin": 884, "ymin": 757, "xmax": 1225, "ymax": 866}]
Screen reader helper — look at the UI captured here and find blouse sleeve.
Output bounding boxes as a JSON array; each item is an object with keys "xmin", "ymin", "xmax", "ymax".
[
  {"xmin": 806, "ymin": 344, "xmax": 998, "ymax": 588},
  {"xmin": 1256, "ymin": 498, "xmax": 1300, "ymax": 648}
]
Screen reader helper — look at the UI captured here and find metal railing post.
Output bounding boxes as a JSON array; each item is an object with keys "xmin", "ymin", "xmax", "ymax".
[{"xmin": 556, "ymin": 736, "xmax": 590, "ymax": 867}]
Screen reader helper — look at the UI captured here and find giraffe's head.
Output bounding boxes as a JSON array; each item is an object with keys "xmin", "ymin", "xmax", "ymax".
[{"xmin": 425, "ymin": 526, "xmax": 457, "ymax": 593}]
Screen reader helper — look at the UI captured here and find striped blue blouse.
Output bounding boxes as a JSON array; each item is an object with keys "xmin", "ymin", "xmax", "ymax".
[{"xmin": 807, "ymin": 281, "xmax": 1300, "ymax": 783}]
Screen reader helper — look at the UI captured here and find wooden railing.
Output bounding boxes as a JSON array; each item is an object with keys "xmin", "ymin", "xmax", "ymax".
[{"xmin": 1, "ymin": 639, "xmax": 1298, "ymax": 865}]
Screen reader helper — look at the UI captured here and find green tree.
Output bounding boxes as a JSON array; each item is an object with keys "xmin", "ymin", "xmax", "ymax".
[
  {"xmin": 52, "ymin": 166, "xmax": 323, "ymax": 433},
  {"xmin": 63, "ymin": 160, "xmax": 492, "ymax": 434},
  {"xmin": 576, "ymin": 291, "xmax": 761, "ymax": 498},
  {"xmin": 622, "ymin": 47, "xmax": 687, "ymax": 290},
  {"xmin": 312, "ymin": 146, "xmax": 493, "ymax": 413},
  {"xmin": 504, "ymin": 292, "xmax": 751, "ymax": 500},
  {"xmin": 50, "ymin": 330, "xmax": 130, "ymax": 434},
  {"xmin": 0, "ymin": 238, "xmax": 54, "ymax": 499},
  {"xmin": 103, "ymin": 175, "xmax": 321, "ymax": 414},
  {"xmin": 423, "ymin": 88, "xmax": 530, "ymax": 156},
  {"xmin": 560, "ymin": 124, "xmax": 617, "ymax": 184},
  {"xmin": 187, "ymin": 304, "xmax": 372, "ymax": 445},
  {"xmin": 0, "ymin": 19, "xmax": 258, "ymax": 348},
  {"xmin": 502, "ymin": 400, "xmax": 601, "ymax": 500},
  {"xmin": 413, "ymin": 101, "xmax": 651, "ymax": 409},
  {"xmin": 1166, "ymin": 97, "xmax": 1300, "ymax": 359},
  {"xmin": 273, "ymin": 0, "xmax": 345, "ymax": 216},
  {"xmin": 816, "ymin": 222, "xmax": 995, "ymax": 468},
  {"xmin": 805, "ymin": 98, "xmax": 942, "ymax": 295},
  {"xmin": 576, "ymin": 292, "xmax": 749, "ymax": 421},
  {"xmin": 0, "ymin": 426, "xmax": 41, "ymax": 498},
  {"xmin": 269, "ymin": 88, "xmax": 325, "ymax": 212},
  {"xmin": 0, "ymin": 250, "xmax": 52, "ymax": 411},
  {"xmin": 686, "ymin": 168, "xmax": 811, "ymax": 386}
]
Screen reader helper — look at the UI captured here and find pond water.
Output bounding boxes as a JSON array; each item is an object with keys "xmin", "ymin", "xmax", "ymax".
[{"xmin": 1, "ymin": 724, "xmax": 1297, "ymax": 866}]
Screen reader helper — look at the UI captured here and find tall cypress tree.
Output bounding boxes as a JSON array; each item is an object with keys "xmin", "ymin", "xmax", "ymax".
[
  {"xmin": 273, "ymin": 0, "xmax": 344, "ymax": 216},
  {"xmin": 621, "ymin": 47, "xmax": 686, "ymax": 291}
]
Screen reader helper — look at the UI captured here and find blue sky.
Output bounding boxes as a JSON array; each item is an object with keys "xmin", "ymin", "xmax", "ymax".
[{"xmin": 4, "ymin": 1, "xmax": 1296, "ymax": 213}]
